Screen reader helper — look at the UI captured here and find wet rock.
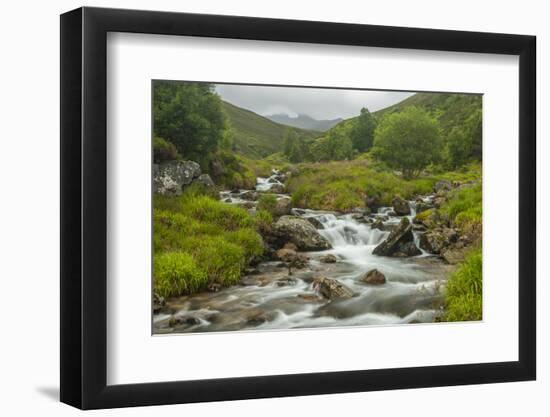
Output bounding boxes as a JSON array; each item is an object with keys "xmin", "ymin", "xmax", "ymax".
[
  {"xmin": 305, "ymin": 216, "xmax": 324, "ymax": 229},
  {"xmin": 206, "ymin": 282, "xmax": 221, "ymax": 292},
  {"xmin": 365, "ymin": 193, "xmax": 381, "ymax": 211},
  {"xmin": 313, "ymin": 277, "xmax": 354, "ymax": 300},
  {"xmin": 153, "ymin": 293, "xmax": 166, "ymax": 314},
  {"xmin": 373, "ymin": 217, "xmax": 416, "ymax": 257},
  {"xmin": 392, "ymin": 241, "xmax": 422, "ymax": 257},
  {"xmin": 297, "ymin": 293, "xmax": 324, "ymax": 303},
  {"xmin": 434, "ymin": 180, "xmax": 453, "ymax": 193},
  {"xmin": 319, "ymin": 254, "xmax": 338, "ymax": 263},
  {"xmin": 419, "ymin": 228, "xmax": 458, "ymax": 254},
  {"xmin": 415, "ymin": 201, "xmax": 432, "ymax": 214},
  {"xmin": 275, "ymin": 246, "xmax": 308, "ymax": 272},
  {"xmin": 153, "ymin": 160, "xmax": 201, "ymax": 196},
  {"xmin": 274, "ymin": 197, "xmax": 292, "ymax": 216},
  {"xmin": 244, "ymin": 309, "xmax": 272, "ymax": 326},
  {"xmin": 275, "ymin": 277, "xmax": 298, "ymax": 287},
  {"xmin": 361, "ymin": 269, "xmax": 386, "ymax": 285},
  {"xmin": 272, "ymin": 216, "xmax": 332, "ymax": 251},
  {"xmin": 392, "ymin": 196, "xmax": 411, "ymax": 216},
  {"xmin": 371, "ymin": 219, "xmax": 386, "ymax": 231},
  {"xmin": 196, "ymin": 173, "xmax": 215, "ymax": 188},
  {"xmin": 292, "ymin": 208, "xmax": 307, "ymax": 215},
  {"xmin": 267, "ymin": 177, "xmax": 280, "ymax": 184},
  {"xmin": 169, "ymin": 315, "xmax": 201, "ymax": 327},
  {"xmin": 269, "ymin": 183, "xmax": 285, "ymax": 193},
  {"xmin": 240, "ymin": 190, "xmax": 258, "ymax": 201},
  {"xmin": 224, "ymin": 198, "xmax": 232, "ymax": 203},
  {"xmin": 442, "ymin": 247, "xmax": 468, "ymax": 264}
]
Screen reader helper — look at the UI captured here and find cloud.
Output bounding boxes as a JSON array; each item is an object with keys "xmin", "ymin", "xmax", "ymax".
[{"xmin": 215, "ymin": 83, "xmax": 415, "ymax": 120}]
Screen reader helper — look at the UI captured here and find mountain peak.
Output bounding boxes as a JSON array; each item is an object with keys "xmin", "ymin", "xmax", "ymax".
[{"xmin": 266, "ymin": 113, "xmax": 343, "ymax": 132}]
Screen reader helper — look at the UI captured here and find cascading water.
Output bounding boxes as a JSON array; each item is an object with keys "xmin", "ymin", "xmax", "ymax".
[{"xmin": 154, "ymin": 175, "xmax": 452, "ymax": 334}]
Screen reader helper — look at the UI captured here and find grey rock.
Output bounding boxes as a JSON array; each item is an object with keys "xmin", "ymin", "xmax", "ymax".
[
  {"xmin": 153, "ymin": 160, "xmax": 201, "ymax": 196},
  {"xmin": 373, "ymin": 217, "xmax": 415, "ymax": 257},
  {"xmin": 361, "ymin": 269, "xmax": 386, "ymax": 285},
  {"xmin": 313, "ymin": 277, "xmax": 354, "ymax": 300},
  {"xmin": 196, "ymin": 173, "xmax": 215, "ymax": 188},
  {"xmin": 272, "ymin": 216, "xmax": 332, "ymax": 251},
  {"xmin": 392, "ymin": 196, "xmax": 411, "ymax": 216}
]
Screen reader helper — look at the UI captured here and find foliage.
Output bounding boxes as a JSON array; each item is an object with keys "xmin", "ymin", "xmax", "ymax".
[
  {"xmin": 310, "ymin": 129, "xmax": 354, "ymax": 161},
  {"xmin": 372, "ymin": 106, "xmax": 442, "ymax": 178},
  {"xmin": 153, "ymin": 81, "xmax": 226, "ymax": 161},
  {"xmin": 444, "ymin": 248, "xmax": 482, "ymax": 322},
  {"xmin": 153, "ymin": 193, "xmax": 264, "ymax": 296},
  {"xmin": 445, "ymin": 108, "xmax": 482, "ymax": 168},
  {"xmin": 153, "ymin": 137, "xmax": 180, "ymax": 163},
  {"xmin": 283, "ymin": 129, "xmax": 311, "ymax": 163},
  {"xmin": 349, "ymin": 107, "xmax": 377, "ymax": 152}
]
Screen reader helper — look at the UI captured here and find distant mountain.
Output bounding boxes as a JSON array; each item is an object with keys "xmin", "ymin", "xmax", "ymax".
[
  {"xmin": 266, "ymin": 113, "xmax": 343, "ymax": 132},
  {"xmin": 221, "ymin": 101, "xmax": 318, "ymax": 159}
]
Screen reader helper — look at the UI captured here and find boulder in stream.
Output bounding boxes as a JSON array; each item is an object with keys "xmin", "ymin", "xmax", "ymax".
[
  {"xmin": 392, "ymin": 196, "xmax": 411, "ymax": 216},
  {"xmin": 272, "ymin": 216, "xmax": 332, "ymax": 251},
  {"xmin": 269, "ymin": 183, "xmax": 285, "ymax": 193},
  {"xmin": 372, "ymin": 217, "xmax": 420, "ymax": 257},
  {"xmin": 319, "ymin": 254, "xmax": 338, "ymax": 263},
  {"xmin": 274, "ymin": 197, "xmax": 292, "ymax": 216},
  {"xmin": 419, "ymin": 228, "xmax": 458, "ymax": 254},
  {"xmin": 313, "ymin": 277, "xmax": 354, "ymax": 300},
  {"xmin": 361, "ymin": 269, "xmax": 386, "ymax": 285}
]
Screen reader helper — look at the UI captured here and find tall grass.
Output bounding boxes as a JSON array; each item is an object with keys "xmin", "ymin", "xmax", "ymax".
[
  {"xmin": 153, "ymin": 191, "xmax": 264, "ymax": 297},
  {"xmin": 444, "ymin": 248, "xmax": 482, "ymax": 322},
  {"xmin": 439, "ymin": 181, "xmax": 482, "ymax": 231},
  {"xmin": 287, "ymin": 160, "xmax": 481, "ymax": 211}
]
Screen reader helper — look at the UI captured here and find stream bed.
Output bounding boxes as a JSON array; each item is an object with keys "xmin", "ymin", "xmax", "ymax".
[{"xmin": 153, "ymin": 171, "xmax": 453, "ymax": 334}]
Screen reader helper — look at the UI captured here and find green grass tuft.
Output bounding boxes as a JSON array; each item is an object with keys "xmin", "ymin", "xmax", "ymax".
[{"xmin": 444, "ymin": 248, "xmax": 482, "ymax": 322}]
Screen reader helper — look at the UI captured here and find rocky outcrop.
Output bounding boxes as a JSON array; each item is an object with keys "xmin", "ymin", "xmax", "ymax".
[
  {"xmin": 372, "ymin": 217, "xmax": 420, "ymax": 257},
  {"xmin": 419, "ymin": 228, "xmax": 458, "ymax": 254},
  {"xmin": 313, "ymin": 277, "xmax": 354, "ymax": 300},
  {"xmin": 305, "ymin": 216, "xmax": 324, "ymax": 229},
  {"xmin": 269, "ymin": 183, "xmax": 285, "ymax": 194},
  {"xmin": 271, "ymin": 216, "xmax": 332, "ymax": 251},
  {"xmin": 361, "ymin": 269, "xmax": 386, "ymax": 285},
  {"xmin": 153, "ymin": 160, "xmax": 201, "ymax": 196},
  {"xmin": 392, "ymin": 196, "xmax": 411, "ymax": 216},
  {"xmin": 371, "ymin": 219, "xmax": 386, "ymax": 231},
  {"xmin": 240, "ymin": 190, "xmax": 259, "ymax": 201}
]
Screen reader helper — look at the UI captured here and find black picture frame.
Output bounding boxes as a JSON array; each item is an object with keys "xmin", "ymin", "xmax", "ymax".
[{"xmin": 60, "ymin": 6, "xmax": 536, "ymax": 410}]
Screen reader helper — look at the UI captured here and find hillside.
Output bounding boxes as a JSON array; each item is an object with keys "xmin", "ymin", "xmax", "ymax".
[
  {"xmin": 266, "ymin": 113, "xmax": 343, "ymax": 132},
  {"xmin": 322, "ymin": 92, "xmax": 482, "ymax": 139},
  {"xmin": 222, "ymin": 101, "xmax": 318, "ymax": 159}
]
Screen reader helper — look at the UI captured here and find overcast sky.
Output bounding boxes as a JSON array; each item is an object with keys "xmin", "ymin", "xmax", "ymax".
[{"xmin": 215, "ymin": 84, "xmax": 415, "ymax": 120}]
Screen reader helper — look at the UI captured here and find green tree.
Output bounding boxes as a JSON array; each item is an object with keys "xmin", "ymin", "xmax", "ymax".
[
  {"xmin": 153, "ymin": 81, "xmax": 227, "ymax": 160},
  {"xmin": 372, "ymin": 106, "xmax": 442, "ymax": 179},
  {"xmin": 311, "ymin": 130, "xmax": 354, "ymax": 161},
  {"xmin": 445, "ymin": 127, "xmax": 472, "ymax": 168},
  {"xmin": 350, "ymin": 107, "xmax": 377, "ymax": 152},
  {"xmin": 283, "ymin": 129, "xmax": 310, "ymax": 163}
]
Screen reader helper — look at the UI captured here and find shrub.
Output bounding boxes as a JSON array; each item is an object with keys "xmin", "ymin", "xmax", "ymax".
[
  {"xmin": 153, "ymin": 252, "xmax": 207, "ymax": 297},
  {"xmin": 444, "ymin": 248, "xmax": 482, "ymax": 322},
  {"xmin": 153, "ymin": 137, "xmax": 179, "ymax": 163}
]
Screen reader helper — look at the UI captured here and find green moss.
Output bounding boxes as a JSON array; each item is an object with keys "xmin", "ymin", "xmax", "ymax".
[
  {"xmin": 444, "ymin": 248, "xmax": 482, "ymax": 322},
  {"xmin": 414, "ymin": 208, "xmax": 434, "ymax": 223}
]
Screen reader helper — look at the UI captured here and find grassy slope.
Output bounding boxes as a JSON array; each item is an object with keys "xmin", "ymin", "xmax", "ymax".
[
  {"xmin": 287, "ymin": 158, "xmax": 481, "ymax": 212},
  {"xmin": 319, "ymin": 92, "xmax": 482, "ymax": 142},
  {"xmin": 222, "ymin": 101, "xmax": 318, "ymax": 159}
]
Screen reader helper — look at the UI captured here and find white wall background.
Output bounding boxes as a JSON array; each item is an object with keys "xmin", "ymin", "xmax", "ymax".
[{"xmin": 0, "ymin": 0, "xmax": 545, "ymax": 415}]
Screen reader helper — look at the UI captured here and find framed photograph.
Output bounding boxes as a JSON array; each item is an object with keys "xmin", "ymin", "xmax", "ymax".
[{"xmin": 60, "ymin": 6, "xmax": 536, "ymax": 409}]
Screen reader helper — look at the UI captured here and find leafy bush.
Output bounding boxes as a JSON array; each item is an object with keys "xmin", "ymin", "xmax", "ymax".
[
  {"xmin": 153, "ymin": 252, "xmax": 207, "ymax": 297},
  {"xmin": 153, "ymin": 137, "xmax": 179, "ymax": 163},
  {"xmin": 444, "ymin": 248, "xmax": 482, "ymax": 322},
  {"xmin": 372, "ymin": 106, "xmax": 442, "ymax": 178}
]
